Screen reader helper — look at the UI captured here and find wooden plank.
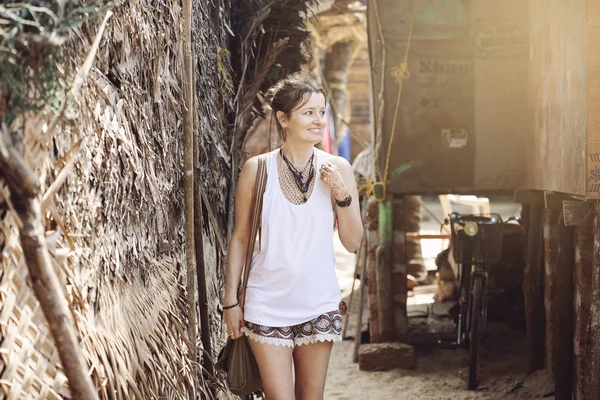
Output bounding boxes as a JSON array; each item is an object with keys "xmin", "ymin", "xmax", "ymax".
[
  {"xmin": 543, "ymin": 208, "xmax": 560, "ymax": 383},
  {"xmin": 368, "ymin": 0, "xmax": 475, "ymax": 194},
  {"xmin": 574, "ymin": 223, "xmax": 593, "ymax": 400},
  {"xmin": 555, "ymin": 216, "xmax": 575, "ymax": 399},
  {"xmin": 528, "ymin": 0, "xmax": 587, "ymax": 196},
  {"xmin": 385, "ymin": 40, "xmax": 476, "ymax": 193},
  {"xmin": 523, "ymin": 204, "xmax": 546, "ymax": 372},
  {"xmin": 471, "ymin": 0, "xmax": 528, "ymax": 191},
  {"xmin": 587, "ymin": 0, "xmax": 600, "ymax": 199}
]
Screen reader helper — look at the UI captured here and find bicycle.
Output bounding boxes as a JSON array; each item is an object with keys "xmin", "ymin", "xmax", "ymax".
[{"xmin": 439, "ymin": 212, "xmax": 507, "ymax": 390}]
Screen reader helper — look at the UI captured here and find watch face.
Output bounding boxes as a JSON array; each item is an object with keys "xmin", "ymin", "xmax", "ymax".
[{"xmin": 337, "ymin": 195, "xmax": 351, "ymax": 207}]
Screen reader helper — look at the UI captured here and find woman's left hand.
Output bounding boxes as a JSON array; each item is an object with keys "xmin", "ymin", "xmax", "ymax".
[{"xmin": 320, "ymin": 162, "xmax": 349, "ymax": 201}]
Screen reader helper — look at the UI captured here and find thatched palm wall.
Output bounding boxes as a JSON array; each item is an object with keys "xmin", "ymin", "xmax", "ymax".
[
  {"xmin": 0, "ymin": 1, "xmax": 230, "ymax": 398},
  {"xmin": 0, "ymin": 0, "xmax": 314, "ymax": 398}
]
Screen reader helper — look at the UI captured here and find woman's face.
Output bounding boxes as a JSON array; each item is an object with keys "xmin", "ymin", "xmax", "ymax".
[{"xmin": 280, "ymin": 92, "xmax": 326, "ymax": 144}]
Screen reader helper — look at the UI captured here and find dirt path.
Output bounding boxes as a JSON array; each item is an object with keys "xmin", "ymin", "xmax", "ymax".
[
  {"xmin": 330, "ymin": 233, "xmax": 554, "ymax": 400},
  {"xmin": 326, "ymin": 323, "xmax": 553, "ymax": 400}
]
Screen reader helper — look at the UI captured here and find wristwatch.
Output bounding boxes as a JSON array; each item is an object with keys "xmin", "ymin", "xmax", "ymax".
[{"xmin": 336, "ymin": 194, "xmax": 352, "ymax": 207}]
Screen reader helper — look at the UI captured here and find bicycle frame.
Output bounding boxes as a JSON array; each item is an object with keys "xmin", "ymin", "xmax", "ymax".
[
  {"xmin": 465, "ymin": 265, "xmax": 488, "ymax": 343},
  {"xmin": 451, "ymin": 262, "xmax": 487, "ymax": 346}
]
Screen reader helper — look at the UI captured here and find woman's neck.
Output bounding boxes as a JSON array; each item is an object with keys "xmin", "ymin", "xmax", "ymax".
[{"xmin": 281, "ymin": 141, "xmax": 315, "ymax": 165}]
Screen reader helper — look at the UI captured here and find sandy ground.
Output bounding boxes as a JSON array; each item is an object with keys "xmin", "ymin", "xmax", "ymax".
[{"xmin": 326, "ymin": 197, "xmax": 554, "ymax": 400}]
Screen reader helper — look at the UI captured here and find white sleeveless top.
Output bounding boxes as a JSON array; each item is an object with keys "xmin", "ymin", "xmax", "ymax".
[{"xmin": 244, "ymin": 149, "xmax": 340, "ymax": 327}]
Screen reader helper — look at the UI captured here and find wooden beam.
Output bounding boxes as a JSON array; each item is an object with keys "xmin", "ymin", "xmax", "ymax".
[
  {"xmin": 523, "ymin": 204, "xmax": 546, "ymax": 372},
  {"xmin": 555, "ymin": 215, "xmax": 575, "ymax": 399},
  {"xmin": 515, "ymin": 190, "xmax": 587, "ymax": 209},
  {"xmin": 514, "ymin": 189, "xmax": 545, "ymax": 205}
]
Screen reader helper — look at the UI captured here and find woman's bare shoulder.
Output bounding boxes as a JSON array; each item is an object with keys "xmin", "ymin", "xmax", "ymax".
[
  {"xmin": 319, "ymin": 150, "xmax": 352, "ymax": 172},
  {"xmin": 239, "ymin": 156, "xmax": 259, "ymax": 185}
]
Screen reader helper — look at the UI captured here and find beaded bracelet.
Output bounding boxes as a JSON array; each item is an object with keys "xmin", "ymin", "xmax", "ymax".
[{"xmin": 223, "ymin": 302, "xmax": 238, "ymax": 310}]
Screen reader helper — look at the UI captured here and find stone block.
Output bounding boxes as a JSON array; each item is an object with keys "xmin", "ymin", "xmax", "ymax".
[{"xmin": 358, "ymin": 342, "xmax": 415, "ymax": 371}]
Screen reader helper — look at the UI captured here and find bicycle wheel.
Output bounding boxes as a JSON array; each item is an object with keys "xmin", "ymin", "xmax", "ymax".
[{"xmin": 468, "ymin": 276, "xmax": 484, "ymax": 390}]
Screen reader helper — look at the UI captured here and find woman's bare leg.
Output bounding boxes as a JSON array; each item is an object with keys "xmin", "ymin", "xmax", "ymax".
[
  {"xmin": 248, "ymin": 339, "xmax": 295, "ymax": 399},
  {"xmin": 293, "ymin": 341, "xmax": 334, "ymax": 400}
]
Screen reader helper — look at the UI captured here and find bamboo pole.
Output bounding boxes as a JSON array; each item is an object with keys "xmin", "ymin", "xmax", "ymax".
[
  {"xmin": 182, "ymin": 0, "xmax": 197, "ymax": 368},
  {"xmin": 194, "ymin": 130, "xmax": 215, "ymax": 381}
]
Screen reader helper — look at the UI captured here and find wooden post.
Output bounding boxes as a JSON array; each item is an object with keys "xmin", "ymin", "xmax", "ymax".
[
  {"xmin": 555, "ymin": 214, "xmax": 575, "ymax": 399},
  {"xmin": 392, "ymin": 228, "xmax": 408, "ymax": 340},
  {"xmin": 391, "ymin": 197, "xmax": 409, "ymax": 340},
  {"xmin": 585, "ymin": 202, "xmax": 600, "ymax": 399},
  {"xmin": 353, "ymin": 235, "xmax": 369, "ymax": 363},
  {"xmin": 573, "ymin": 221, "xmax": 593, "ymax": 400},
  {"xmin": 523, "ymin": 203, "xmax": 546, "ymax": 372},
  {"xmin": 343, "ymin": 240, "xmax": 362, "ymax": 339},
  {"xmin": 377, "ymin": 195, "xmax": 394, "ymax": 341},
  {"xmin": 543, "ymin": 208, "xmax": 560, "ymax": 382}
]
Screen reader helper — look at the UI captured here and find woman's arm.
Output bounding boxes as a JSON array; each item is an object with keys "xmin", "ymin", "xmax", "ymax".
[
  {"xmin": 224, "ymin": 156, "xmax": 258, "ymax": 338},
  {"xmin": 321, "ymin": 157, "xmax": 364, "ymax": 253}
]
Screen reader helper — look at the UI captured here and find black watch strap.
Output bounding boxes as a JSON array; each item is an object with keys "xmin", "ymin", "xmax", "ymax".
[{"xmin": 336, "ymin": 194, "xmax": 352, "ymax": 208}]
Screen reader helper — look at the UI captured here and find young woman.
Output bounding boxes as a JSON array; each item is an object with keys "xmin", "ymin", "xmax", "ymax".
[{"xmin": 224, "ymin": 72, "xmax": 363, "ymax": 400}]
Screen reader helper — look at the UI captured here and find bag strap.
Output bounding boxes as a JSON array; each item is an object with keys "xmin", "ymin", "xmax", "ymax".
[{"xmin": 239, "ymin": 154, "xmax": 267, "ymax": 310}]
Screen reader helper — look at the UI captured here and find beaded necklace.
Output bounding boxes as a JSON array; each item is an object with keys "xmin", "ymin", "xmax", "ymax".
[{"xmin": 279, "ymin": 148, "xmax": 315, "ymax": 203}]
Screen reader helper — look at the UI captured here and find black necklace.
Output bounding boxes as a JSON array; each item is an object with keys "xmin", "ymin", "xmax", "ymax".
[{"xmin": 280, "ymin": 149, "xmax": 315, "ymax": 201}]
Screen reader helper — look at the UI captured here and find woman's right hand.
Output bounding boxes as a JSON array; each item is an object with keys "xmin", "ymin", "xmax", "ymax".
[{"xmin": 224, "ymin": 305, "xmax": 245, "ymax": 339}]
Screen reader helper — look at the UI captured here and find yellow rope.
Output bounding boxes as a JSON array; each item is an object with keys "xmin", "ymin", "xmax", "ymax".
[
  {"xmin": 373, "ymin": 4, "xmax": 418, "ymax": 202},
  {"xmin": 358, "ymin": 177, "xmax": 375, "ymax": 198}
]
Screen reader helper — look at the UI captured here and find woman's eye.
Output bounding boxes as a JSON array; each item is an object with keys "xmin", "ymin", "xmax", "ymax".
[{"xmin": 305, "ymin": 111, "xmax": 312, "ymax": 115}]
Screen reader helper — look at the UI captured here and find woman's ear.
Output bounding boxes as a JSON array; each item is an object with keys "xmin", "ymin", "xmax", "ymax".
[{"xmin": 276, "ymin": 111, "xmax": 287, "ymax": 129}]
